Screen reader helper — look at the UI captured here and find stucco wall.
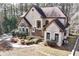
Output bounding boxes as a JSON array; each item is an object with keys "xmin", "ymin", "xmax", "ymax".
[
  {"xmin": 44, "ymin": 22, "xmax": 64, "ymax": 46},
  {"xmin": 25, "ymin": 7, "xmax": 42, "ymax": 27}
]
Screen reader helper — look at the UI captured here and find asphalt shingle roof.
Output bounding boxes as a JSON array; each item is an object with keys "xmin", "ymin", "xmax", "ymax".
[
  {"xmin": 41, "ymin": 7, "xmax": 66, "ymax": 17},
  {"xmin": 55, "ymin": 19, "xmax": 65, "ymax": 31},
  {"xmin": 34, "ymin": 5, "xmax": 66, "ymax": 18},
  {"xmin": 33, "ymin": 5, "xmax": 46, "ymax": 18}
]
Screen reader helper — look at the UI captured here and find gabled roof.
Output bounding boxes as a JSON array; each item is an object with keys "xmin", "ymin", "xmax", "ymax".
[
  {"xmin": 55, "ymin": 19, "xmax": 65, "ymax": 31},
  {"xmin": 43, "ymin": 19, "xmax": 55, "ymax": 30},
  {"xmin": 44, "ymin": 18, "xmax": 66, "ymax": 32},
  {"xmin": 20, "ymin": 5, "xmax": 66, "ymax": 18},
  {"xmin": 19, "ymin": 5, "xmax": 66, "ymax": 28},
  {"xmin": 17, "ymin": 17, "xmax": 32, "ymax": 27},
  {"xmin": 33, "ymin": 5, "xmax": 46, "ymax": 18},
  {"xmin": 20, "ymin": 5, "xmax": 46, "ymax": 18},
  {"xmin": 41, "ymin": 7, "xmax": 66, "ymax": 18},
  {"xmin": 23, "ymin": 17, "xmax": 32, "ymax": 27}
]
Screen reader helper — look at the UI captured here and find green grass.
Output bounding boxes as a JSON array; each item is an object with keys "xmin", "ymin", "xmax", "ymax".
[
  {"xmin": 38, "ymin": 45, "xmax": 70, "ymax": 56},
  {"xmin": 68, "ymin": 35, "xmax": 77, "ymax": 45}
]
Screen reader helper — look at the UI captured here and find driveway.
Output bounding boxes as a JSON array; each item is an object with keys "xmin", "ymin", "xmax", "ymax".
[
  {"xmin": 0, "ymin": 42, "xmax": 71, "ymax": 56},
  {"xmin": 0, "ymin": 44, "xmax": 46, "ymax": 56}
]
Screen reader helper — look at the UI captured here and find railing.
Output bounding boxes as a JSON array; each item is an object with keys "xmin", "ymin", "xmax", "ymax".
[{"xmin": 69, "ymin": 36, "xmax": 79, "ymax": 56}]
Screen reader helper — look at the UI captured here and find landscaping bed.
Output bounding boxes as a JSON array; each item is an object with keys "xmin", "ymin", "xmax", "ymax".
[
  {"xmin": 20, "ymin": 36, "xmax": 43, "ymax": 45},
  {"xmin": 11, "ymin": 36, "xmax": 43, "ymax": 45}
]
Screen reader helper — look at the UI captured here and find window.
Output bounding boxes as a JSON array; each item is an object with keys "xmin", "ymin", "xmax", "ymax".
[
  {"xmin": 19, "ymin": 27, "xmax": 21, "ymax": 31},
  {"xmin": 64, "ymin": 31, "xmax": 66, "ymax": 36},
  {"xmin": 46, "ymin": 32, "xmax": 50, "ymax": 39},
  {"xmin": 55, "ymin": 33, "xmax": 59, "ymax": 42},
  {"xmin": 26, "ymin": 28, "xmax": 28, "ymax": 35},
  {"xmin": 32, "ymin": 27, "xmax": 35, "ymax": 32},
  {"xmin": 22, "ymin": 28, "xmax": 25, "ymax": 32},
  {"xmin": 37, "ymin": 20, "xmax": 41, "ymax": 28},
  {"xmin": 45, "ymin": 20, "xmax": 49, "ymax": 25}
]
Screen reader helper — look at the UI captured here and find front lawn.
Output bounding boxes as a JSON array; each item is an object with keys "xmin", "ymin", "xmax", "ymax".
[
  {"xmin": 37, "ymin": 44, "xmax": 70, "ymax": 56},
  {"xmin": 68, "ymin": 35, "xmax": 77, "ymax": 45}
]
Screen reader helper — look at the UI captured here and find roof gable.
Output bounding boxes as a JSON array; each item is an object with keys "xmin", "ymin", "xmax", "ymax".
[
  {"xmin": 20, "ymin": 5, "xmax": 66, "ymax": 18},
  {"xmin": 20, "ymin": 5, "xmax": 46, "ymax": 18},
  {"xmin": 44, "ymin": 18, "xmax": 66, "ymax": 31}
]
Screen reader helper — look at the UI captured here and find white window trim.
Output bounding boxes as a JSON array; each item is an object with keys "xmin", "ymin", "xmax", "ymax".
[
  {"xmin": 35, "ymin": 19, "xmax": 42, "ymax": 30},
  {"xmin": 54, "ymin": 33, "xmax": 59, "ymax": 40},
  {"xmin": 32, "ymin": 27, "xmax": 35, "ymax": 32},
  {"xmin": 18, "ymin": 26, "xmax": 29, "ymax": 33},
  {"xmin": 25, "ymin": 27, "xmax": 29, "ymax": 33},
  {"xmin": 46, "ymin": 31, "xmax": 51, "ymax": 40}
]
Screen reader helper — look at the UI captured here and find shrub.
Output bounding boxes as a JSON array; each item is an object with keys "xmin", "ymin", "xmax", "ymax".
[
  {"xmin": 12, "ymin": 30, "xmax": 28, "ymax": 39},
  {"xmin": 21, "ymin": 39, "xmax": 25, "ymax": 45},
  {"xmin": 32, "ymin": 38, "xmax": 43, "ymax": 44},
  {"xmin": 25, "ymin": 40, "xmax": 34, "ymax": 45},
  {"xmin": 33, "ymin": 39, "xmax": 38, "ymax": 44},
  {"xmin": 20, "ymin": 36, "xmax": 43, "ymax": 45},
  {"xmin": 25, "ymin": 36, "xmax": 34, "ymax": 40},
  {"xmin": 11, "ymin": 31, "xmax": 16, "ymax": 37},
  {"xmin": 11, "ymin": 37, "xmax": 18, "ymax": 43},
  {"xmin": 34, "ymin": 38, "xmax": 43, "ymax": 43}
]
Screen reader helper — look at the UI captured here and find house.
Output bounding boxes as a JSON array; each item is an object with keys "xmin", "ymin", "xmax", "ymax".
[{"xmin": 18, "ymin": 5, "xmax": 70, "ymax": 46}]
